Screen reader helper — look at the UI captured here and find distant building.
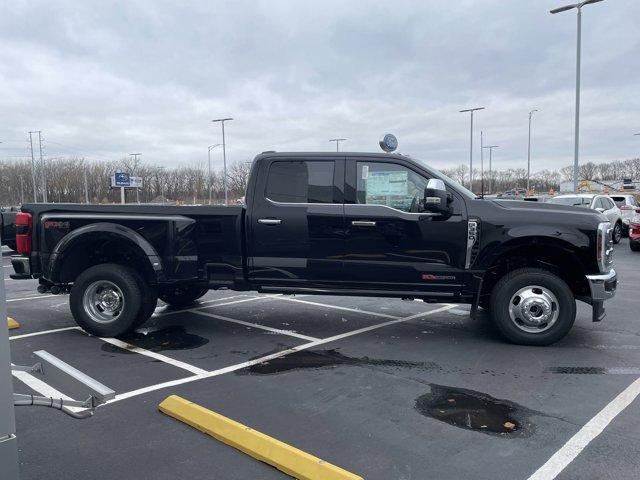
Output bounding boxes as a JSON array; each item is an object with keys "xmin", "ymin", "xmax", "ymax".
[{"xmin": 559, "ymin": 179, "xmax": 639, "ymax": 193}]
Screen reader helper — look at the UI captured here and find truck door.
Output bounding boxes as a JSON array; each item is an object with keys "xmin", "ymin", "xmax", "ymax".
[
  {"xmin": 247, "ymin": 156, "xmax": 345, "ymax": 288},
  {"xmin": 343, "ymin": 157, "xmax": 467, "ymax": 296}
]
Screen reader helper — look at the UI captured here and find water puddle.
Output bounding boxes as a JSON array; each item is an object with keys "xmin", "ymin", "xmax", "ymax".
[
  {"xmin": 101, "ymin": 325, "xmax": 209, "ymax": 354},
  {"xmin": 238, "ymin": 349, "xmax": 439, "ymax": 375},
  {"xmin": 415, "ymin": 384, "xmax": 533, "ymax": 436}
]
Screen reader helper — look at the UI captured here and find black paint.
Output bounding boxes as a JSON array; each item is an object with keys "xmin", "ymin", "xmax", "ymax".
[{"xmin": 415, "ymin": 384, "xmax": 532, "ymax": 436}]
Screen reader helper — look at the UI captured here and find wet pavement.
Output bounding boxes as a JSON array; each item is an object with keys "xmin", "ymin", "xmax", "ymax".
[{"xmin": 4, "ymin": 239, "xmax": 640, "ymax": 480}]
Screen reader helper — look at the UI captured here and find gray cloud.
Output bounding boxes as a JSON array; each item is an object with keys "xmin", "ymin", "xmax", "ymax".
[{"xmin": 1, "ymin": 0, "xmax": 638, "ymax": 174}]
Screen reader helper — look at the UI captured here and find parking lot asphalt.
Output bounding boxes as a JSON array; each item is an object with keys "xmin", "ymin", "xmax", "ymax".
[{"xmin": 5, "ymin": 240, "xmax": 640, "ymax": 480}]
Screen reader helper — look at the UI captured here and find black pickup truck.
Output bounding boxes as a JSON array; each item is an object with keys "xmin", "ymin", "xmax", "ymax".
[{"xmin": 10, "ymin": 152, "xmax": 617, "ymax": 345}]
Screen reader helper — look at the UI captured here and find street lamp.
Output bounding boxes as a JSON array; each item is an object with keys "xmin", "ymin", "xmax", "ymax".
[
  {"xmin": 212, "ymin": 117, "xmax": 233, "ymax": 205},
  {"xmin": 329, "ymin": 138, "xmax": 347, "ymax": 152},
  {"xmin": 527, "ymin": 109, "xmax": 538, "ymax": 192},
  {"xmin": 207, "ymin": 144, "xmax": 222, "ymax": 205},
  {"xmin": 482, "ymin": 145, "xmax": 499, "ymax": 195},
  {"xmin": 551, "ymin": 0, "xmax": 605, "ymax": 193},
  {"xmin": 460, "ymin": 107, "xmax": 485, "ymax": 191}
]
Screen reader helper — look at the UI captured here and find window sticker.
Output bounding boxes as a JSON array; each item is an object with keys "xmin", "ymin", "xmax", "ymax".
[{"xmin": 367, "ymin": 171, "xmax": 408, "ymax": 196}]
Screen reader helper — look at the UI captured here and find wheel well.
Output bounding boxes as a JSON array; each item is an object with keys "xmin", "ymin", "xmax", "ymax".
[
  {"xmin": 480, "ymin": 245, "xmax": 590, "ymax": 304},
  {"xmin": 56, "ymin": 236, "xmax": 157, "ymax": 285}
]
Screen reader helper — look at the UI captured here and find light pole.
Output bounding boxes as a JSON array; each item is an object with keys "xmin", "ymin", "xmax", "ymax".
[
  {"xmin": 480, "ymin": 131, "xmax": 484, "ymax": 196},
  {"xmin": 207, "ymin": 144, "xmax": 222, "ymax": 204},
  {"xmin": 527, "ymin": 109, "xmax": 538, "ymax": 192},
  {"xmin": 551, "ymin": 0, "xmax": 604, "ymax": 193},
  {"xmin": 212, "ymin": 117, "xmax": 233, "ymax": 205},
  {"xmin": 460, "ymin": 107, "xmax": 485, "ymax": 191},
  {"xmin": 482, "ymin": 145, "xmax": 499, "ymax": 195},
  {"xmin": 329, "ymin": 138, "xmax": 347, "ymax": 152},
  {"xmin": 28, "ymin": 132, "xmax": 38, "ymax": 202}
]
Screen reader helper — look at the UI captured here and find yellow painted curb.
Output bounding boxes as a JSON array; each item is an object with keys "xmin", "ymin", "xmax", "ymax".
[
  {"xmin": 7, "ymin": 317, "xmax": 19, "ymax": 330},
  {"xmin": 159, "ymin": 395, "xmax": 363, "ymax": 480}
]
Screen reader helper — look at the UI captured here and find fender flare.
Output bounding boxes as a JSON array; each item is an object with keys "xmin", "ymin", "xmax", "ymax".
[{"xmin": 46, "ymin": 222, "xmax": 164, "ymax": 283}]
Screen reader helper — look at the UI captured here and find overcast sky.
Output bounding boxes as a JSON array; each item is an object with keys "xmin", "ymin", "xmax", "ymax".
[{"xmin": 1, "ymin": 0, "xmax": 639, "ymax": 173}]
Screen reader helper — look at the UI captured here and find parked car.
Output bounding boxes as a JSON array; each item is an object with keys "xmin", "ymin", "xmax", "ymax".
[
  {"xmin": 609, "ymin": 194, "xmax": 640, "ymax": 235},
  {"xmin": 10, "ymin": 151, "xmax": 617, "ymax": 346},
  {"xmin": 629, "ymin": 221, "xmax": 640, "ymax": 252},
  {"xmin": 548, "ymin": 194, "xmax": 623, "ymax": 244}
]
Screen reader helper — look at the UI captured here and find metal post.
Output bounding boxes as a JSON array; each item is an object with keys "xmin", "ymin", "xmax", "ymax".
[
  {"xmin": 120, "ymin": 187, "xmax": 125, "ymax": 205},
  {"xmin": 221, "ymin": 121, "xmax": 228, "ymax": 206},
  {"xmin": 480, "ymin": 130, "xmax": 484, "ymax": 196},
  {"xmin": 573, "ymin": 8, "xmax": 581, "ymax": 193},
  {"xmin": 527, "ymin": 110, "xmax": 538, "ymax": 192},
  {"xmin": 551, "ymin": 0, "xmax": 605, "ymax": 193},
  {"xmin": 329, "ymin": 138, "xmax": 347, "ymax": 152},
  {"xmin": 460, "ymin": 107, "xmax": 484, "ymax": 192},
  {"xmin": 208, "ymin": 146, "xmax": 212, "ymax": 205},
  {"xmin": 37, "ymin": 131, "xmax": 46, "ymax": 203},
  {"xmin": 19, "ymin": 177, "xmax": 24, "ymax": 205},
  {"xmin": 28, "ymin": 132, "xmax": 37, "ymax": 203},
  {"xmin": 489, "ymin": 148, "xmax": 492, "ymax": 194},
  {"xmin": 0, "ymin": 231, "xmax": 20, "ymax": 479},
  {"xmin": 212, "ymin": 118, "xmax": 233, "ymax": 206}
]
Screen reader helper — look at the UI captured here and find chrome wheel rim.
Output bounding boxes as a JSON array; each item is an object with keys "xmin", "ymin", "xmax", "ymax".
[
  {"xmin": 83, "ymin": 280, "xmax": 124, "ymax": 324},
  {"xmin": 508, "ymin": 285, "xmax": 559, "ymax": 334},
  {"xmin": 614, "ymin": 224, "xmax": 621, "ymax": 242}
]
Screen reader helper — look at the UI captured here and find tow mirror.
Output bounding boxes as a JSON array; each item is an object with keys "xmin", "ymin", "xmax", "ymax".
[{"xmin": 423, "ymin": 179, "xmax": 452, "ymax": 216}]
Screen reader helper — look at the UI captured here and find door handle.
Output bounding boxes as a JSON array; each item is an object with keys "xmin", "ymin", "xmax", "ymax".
[
  {"xmin": 258, "ymin": 218, "xmax": 282, "ymax": 225},
  {"xmin": 351, "ymin": 220, "xmax": 376, "ymax": 227}
]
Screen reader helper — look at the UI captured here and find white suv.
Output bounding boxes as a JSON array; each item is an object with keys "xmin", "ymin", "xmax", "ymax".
[
  {"xmin": 610, "ymin": 194, "xmax": 640, "ymax": 235},
  {"xmin": 548, "ymin": 194, "xmax": 623, "ymax": 243}
]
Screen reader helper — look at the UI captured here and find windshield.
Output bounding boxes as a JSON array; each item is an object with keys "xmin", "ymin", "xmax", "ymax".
[
  {"xmin": 548, "ymin": 196, "xmax": 591, "ymax": 208},
  {"xmin": 413, "ymin": 158, "xmax": 477, "ymax": 200}
]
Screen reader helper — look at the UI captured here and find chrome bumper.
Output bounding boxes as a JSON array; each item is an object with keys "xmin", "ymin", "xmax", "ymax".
[{"xmin": 586, "ymin": 269, "xmax": 617, "ymax": 302}]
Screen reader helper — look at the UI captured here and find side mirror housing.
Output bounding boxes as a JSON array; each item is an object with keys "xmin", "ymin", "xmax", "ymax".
[
  {"xmin": 595, "ymin": 207, "xmax": 605, "ymax": 213},
  {"xmin": 423, "ymin": 179, "xmax": 452, "ymax": 216}
]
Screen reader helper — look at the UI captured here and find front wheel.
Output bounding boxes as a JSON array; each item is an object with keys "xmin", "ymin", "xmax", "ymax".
[
  {"xmin": 159, "ymin": 285, "xmax": 208, "ymax": 307},
  {"xmin": 70, "ymin": 264, "xmax": 142, "ymax": 337},
  {"xmin": 612, "ymin": 222, "xmax": 622, "ymax": 244},
  {"xmin": 490, "ymin": 268, "xmax": 576, "ymax": 346}
]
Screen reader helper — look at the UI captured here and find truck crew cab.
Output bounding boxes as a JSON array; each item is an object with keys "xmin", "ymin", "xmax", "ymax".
[{"xmin": 10, "ymin": 152, "xmax": 617, "ymax": 346}]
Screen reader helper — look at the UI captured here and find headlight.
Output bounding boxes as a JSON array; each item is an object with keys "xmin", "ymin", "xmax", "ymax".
[{"xmin": 597, "ymin": 222, "xmax": 614, "ymax": 272}]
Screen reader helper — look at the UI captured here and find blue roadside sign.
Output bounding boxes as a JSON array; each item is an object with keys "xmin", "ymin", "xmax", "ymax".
[{"xmin": 114, "ymin": 172, "xmax": 130, "ymax": 187}]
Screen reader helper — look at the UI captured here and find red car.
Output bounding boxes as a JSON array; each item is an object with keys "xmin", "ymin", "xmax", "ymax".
[{"xmin": 630, "ymin": 221, "xmax": 640, "ymax": 251}]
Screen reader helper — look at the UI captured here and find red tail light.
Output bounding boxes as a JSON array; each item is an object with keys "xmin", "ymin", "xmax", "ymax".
[
  {"xmin": 620, "ymin": 205, "xmax": 632, "ymax": 210},
  {"xmin": 15, "ymin": 212, "xmax": 32, "ymax": 254}
]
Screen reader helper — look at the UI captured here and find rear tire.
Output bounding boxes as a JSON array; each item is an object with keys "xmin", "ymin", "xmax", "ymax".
[
  {"xmin": 490, "ymin": 268, "xmax": 576, "ymax": 346},
  {"xmin": 159, "ymin": 285, "xmax": 208, "ymax": 308},
  {"xmin": 70, "ymin": 264, "xmax": 142, "ymax": 337}
]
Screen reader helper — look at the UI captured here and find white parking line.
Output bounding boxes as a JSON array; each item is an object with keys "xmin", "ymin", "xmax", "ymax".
[
  {"xmin": 10, "ymin": 326, "xmax": 81, "ymax": 340},
  {"xmin": 528, "ymin": 377, "xmax": 640, "ymax": 480},
  {"xmin": 158, "ymin": 294, "xmax": 270, "ymax": 316},
  {"xmin": 190, "ymin": 310, "xmax": 320, "ymax": 341},
  {"xmin": 275, "ymin": 296, "xmax": 400, "ymax": 319},
  {"xmin": 105, "ymin": 304, "xmax": 454, "ymax": 406},
  {"xmin": 97, "ymin": 337, "xmax": 207, "ymax": 375},
  {"xmin": 6, "ymin": 294, "xmax": 57, "ymax": 303}
]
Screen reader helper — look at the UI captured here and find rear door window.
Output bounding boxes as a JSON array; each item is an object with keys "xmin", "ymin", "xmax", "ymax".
[{"xmin": 266, "ymin": 160, "xmax": 335, "ymax": 203}]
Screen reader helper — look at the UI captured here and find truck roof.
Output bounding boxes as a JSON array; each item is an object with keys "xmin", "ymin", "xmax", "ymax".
[{"xmin": 254, "ymin": 151, "xmax": 412, "ymax": 160}]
